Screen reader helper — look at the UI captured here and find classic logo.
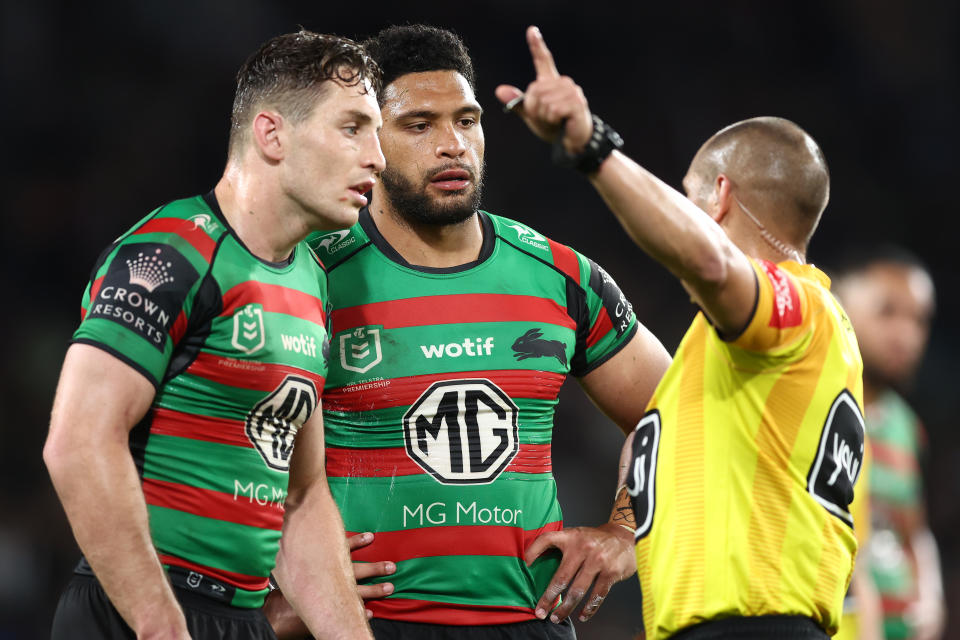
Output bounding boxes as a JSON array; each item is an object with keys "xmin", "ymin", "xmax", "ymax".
[
  {"xmin": 512, "ymin": 328, "xmax": 567, "ymax": 366},
  {"xmin": 188, "ymin": 213, "xmax": 218, "ymax": 233},
  {"xmin": 626, "ymin": 410, "xmax": 661, "ymax": 540},
  {"xmin": 246, "ymin": 375, "xmax": 318, "ymax": 471},
  {"xmin": 314, "ymin": 229, "xmax": 356, "ymax": 254},
  {"xmin": 231, "ymin": 304, "xmax": 266, "ymax": 354},
  {"xmin": 807, "ymin": 390, "xmax": 865, "ymax": 527},
  {"xmin": 339, "ymin": 326, "xmax": 382, "ymax": 373},
  {"xmin": 506, "ymin": 223, "xmax": 548, "ymax": 250},
  {"xmin": 403, "ymin": 379, "xmax": 519, "ymax": 485}
]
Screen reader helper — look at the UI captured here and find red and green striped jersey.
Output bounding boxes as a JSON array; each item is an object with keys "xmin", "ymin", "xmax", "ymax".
[
  {"xmin": 73, "ymin": 192, "xmax": 330, "ymax": 608},
  {"xmin": 308, "ymin": 209, "xmax": 637, "ymax": 625},
  {"xmin": 865, "ymin": 391, "xmax": 928, "ymax": 639}
]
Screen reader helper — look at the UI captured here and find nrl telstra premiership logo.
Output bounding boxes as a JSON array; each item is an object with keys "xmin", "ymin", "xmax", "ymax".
[
  {"xmin": 339, "ymin": 326, "xmax": 382, "ymax": 373},
  {"xmin": 231, "ymin": 303, "xmax": 266, "ymax": 354}
]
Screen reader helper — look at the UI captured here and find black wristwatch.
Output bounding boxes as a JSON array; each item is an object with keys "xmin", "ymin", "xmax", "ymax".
[{"xmin": 552, "ymin": 114, "xmax": 624, "ymax": 174}]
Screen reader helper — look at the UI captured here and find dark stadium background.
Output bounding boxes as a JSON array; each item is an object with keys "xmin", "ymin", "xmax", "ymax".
[{"xmin": 2, "ymin": 1, "xmax": 957, "ymax": 638}]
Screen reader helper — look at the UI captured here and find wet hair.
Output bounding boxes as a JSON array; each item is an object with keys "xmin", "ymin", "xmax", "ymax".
[
  {"xmin": 689, "ymin": 116, "xmax": 830, "ymax": 248},
  {"xmin": 362, "ymin": 25, "xmax": 475, "ymax": 104},
  {"xmin": 229, "ymin": 30, "xmax": 382, "ymax": 155}
]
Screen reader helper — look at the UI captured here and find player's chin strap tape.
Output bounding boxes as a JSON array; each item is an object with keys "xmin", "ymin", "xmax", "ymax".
[{"xmin": 552, "ymin": 114, "xmax": 624, "ymax": 174}]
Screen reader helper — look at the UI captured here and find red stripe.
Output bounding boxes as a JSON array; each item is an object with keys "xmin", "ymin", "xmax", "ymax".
[
  {"xmin": 548, "ymin": 239, "xmax": 580, "ymax": 282},
  {"xmin": 325, "ymin": 370, "xmax": 565, "ymax": 412},
  {"xmin": 221, "ymin": 281, "xmax": 326, "ymax": 327},
  {"xmin": 144, "ymin": 477, "xmax": 284, "ymax": 531},
  {"xmin": 151, "ymin": 407, "xmax": 249, "ymax": 448},
  {"xmin": 879, "ymin": 595, "xmax": 911, "ymax": 614},
  {"xmin": 89, "ymin": 275, "xmax": 106, "ymax": 303},
  {"xmin": 332, "ymin": 294, "xmax": 574, "ymax": 332},
  {"xmin": 368, "ymin": 598, "xmax": 535, "ymax": 625},
  {"xmin": 169, "ymin": 310, "xmax": 188, "ymax": 345},
  {"xmin": 327, "ymin": 443, "xmax": 552, "ymax": 478},
  {"xmin": 585, "ymin": 308, "xmax": 613, "ymax": 348},
  {"xmin": 133, "ymin": 217, "xmax": 217, "ymax": 262},
  {"xmin": 158, "ymin": 554, "xmax": 269, "ymax": 592},
  {"xmin": 869, "ymin": 440, "xmax": 919, "ymax": 473},
  {"xmin": 185, "ymin": 352, "xmax": 324, "ymax": 394},
  {"xmin": 347, "ymin": 521, "xmax": 562, "ymax": 564}
]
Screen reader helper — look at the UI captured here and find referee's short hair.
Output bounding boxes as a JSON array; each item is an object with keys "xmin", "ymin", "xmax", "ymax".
[
  {"xmin": 362, "ymin": 25, "xmax": 475, "ymax": 103},
  {"xmin": 229, "ymin": 30, "xmax": 381, "ymax": 156}
]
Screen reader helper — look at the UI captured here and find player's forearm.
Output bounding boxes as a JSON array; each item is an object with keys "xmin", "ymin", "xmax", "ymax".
[
  {"xmin": 589, "ymin": 151, "xmax": 736, "ymax": 288},
  {"xmin": 44, "ymin": 435, "xmax": 186, "ymax": 635},
  {"xmin": 609, "ymin": 432, "xmax": 638, "ymax": 533},
  {"xmin": 274, "ymin": 480, "xmax": 372, "ymax": 640}
]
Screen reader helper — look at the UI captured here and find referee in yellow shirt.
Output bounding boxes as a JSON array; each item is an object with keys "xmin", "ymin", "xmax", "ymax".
[{"xmin": 498, "ymin": 27, "xmax": 866, "ymax": 639}]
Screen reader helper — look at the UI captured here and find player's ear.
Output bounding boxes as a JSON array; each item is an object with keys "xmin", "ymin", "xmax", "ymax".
[
  {"xmin": 252, "ymin": 110, "xmax": 285, "ymax": 162},
  {"xmin": 710, "ymin": 173, "xmax": 734, "ymax": 224}
]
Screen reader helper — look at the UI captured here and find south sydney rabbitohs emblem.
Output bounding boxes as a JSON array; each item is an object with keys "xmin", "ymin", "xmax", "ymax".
[
  {"xmin": 246, "ymin": 375, "xmax": 318, "ymax": 471},
  {"xmin": 403, "ymin": 379, "xmax": 519, "ymax": 485},
  {"xmin": 231, "ymin": 304, "xmax": 265, "ymax": 354},
  {"xmin": 339, "ymin": 326, "xmax": 382, "ymax": 373}
]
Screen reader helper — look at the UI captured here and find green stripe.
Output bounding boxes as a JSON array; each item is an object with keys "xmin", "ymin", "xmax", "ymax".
[
  {"xmin": 74, "ymin": 320, "xmax": 171, "ymax": 384},
  {"xmin": 143, "ymin": 434, "xmax": 287, "ymax": 493},
  {"xmin": 331, "ymin": 474, "xmax": 561, "ymax": 533},
  {"xmin": 364, "ymin": 553, "xmax": 560, "ymax": 609},
  {"xmin": 149, "ymin": 504, "xmax": 280, "ymax": 578}
]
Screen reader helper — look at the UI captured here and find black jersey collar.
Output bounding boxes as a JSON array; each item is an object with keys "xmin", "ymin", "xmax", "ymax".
[
  {"xmin": 359, "ymin": 207, "xmax": 495, "ymax": 274},
  {"xmin": 202, "ymin": 191, "xmax": 296, "ymax": 269}
]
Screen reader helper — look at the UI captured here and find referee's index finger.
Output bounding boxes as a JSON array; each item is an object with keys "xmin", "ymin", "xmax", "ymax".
[{"xmin": 527, "ymin": 25, "xmax": 559, "ymax": 79}]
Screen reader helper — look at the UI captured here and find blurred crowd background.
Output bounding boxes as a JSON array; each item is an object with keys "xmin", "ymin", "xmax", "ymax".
[{"xmin": 1, "ymin": 1, "xmax": 957, "ymax": 638}]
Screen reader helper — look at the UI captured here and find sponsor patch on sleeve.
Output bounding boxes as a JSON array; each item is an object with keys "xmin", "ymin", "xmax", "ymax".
[
  {"xmin": 84, "ymin": 242, "xmax": 199, "ymax": 351},
  {"xmin": 759, "ymin": 259, "xmax": 802, "ymax": 328},
  {"xmin": 587, "ymin": 258, "xmax": 634, "ymax": 338}
]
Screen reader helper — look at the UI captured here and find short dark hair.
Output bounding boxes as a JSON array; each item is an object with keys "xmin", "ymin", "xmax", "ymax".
[
  {"xmin": 229, "ymin": 30, "xmax": 382, "ymax": 155},
  {"xmin": 362, "ymin": 25, "xmax": 475, "ymax": 102},
  {"xmin": 830, "ymin": 244, "xmax": 930, "ymax": 282}
]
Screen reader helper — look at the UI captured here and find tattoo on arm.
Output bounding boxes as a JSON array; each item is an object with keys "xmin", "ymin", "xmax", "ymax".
[{"xmin": 610, "ymin": 485, "xmax": 636, "ymax": 530}]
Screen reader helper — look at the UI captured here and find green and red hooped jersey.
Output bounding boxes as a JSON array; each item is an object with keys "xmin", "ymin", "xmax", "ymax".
[
  {"xmin": 72, "ymin": 192, "xmax": 330, "ymax": 608},
  {"xmin": 308, "ymin": 209, "xmax": 638, "ymax": 625}
]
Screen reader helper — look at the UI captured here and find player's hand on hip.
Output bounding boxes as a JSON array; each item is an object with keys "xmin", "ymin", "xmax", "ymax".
[
  {"xmin": 348, "ymin": 532, "xmax": 395, "ymax": 609},
  {"xmin": 495, "ymin": 26, "xmax": 593, "ymax": 154},
  {"xmin": 526, "ymin": 522, "xmax": 636, "ymax": 624}
]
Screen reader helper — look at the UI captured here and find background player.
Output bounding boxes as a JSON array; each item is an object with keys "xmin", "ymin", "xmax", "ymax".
[
  {"xmin": 498, "ymin": 26, "xmax": 866, "ymax": 639},
  {"xmin": 42, "ymin": 31, "xmax": 384, "ymax": 639},
  {"xmin": 266, "ymin": 24, "xmax": 671, "ymax": 639},
  {"xmin": 835, "ymin": 247, "xmax": 945, "ymax": 640}
]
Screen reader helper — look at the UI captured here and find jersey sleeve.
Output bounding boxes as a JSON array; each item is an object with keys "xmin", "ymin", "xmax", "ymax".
[
  {"xmin": 73, "ymin": 230, "xmax": 207, "ymax": 388},
  {"xmin": 727, "ymin": 258, "xmax": 815, "ymax": 356},
  {"xmin": 569, "ymin": 253, "xmax": 638, "ymax": 377}
]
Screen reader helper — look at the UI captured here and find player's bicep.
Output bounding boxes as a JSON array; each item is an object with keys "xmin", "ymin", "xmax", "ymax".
[
  {"xmin": 579, "ymin": 326, "xmax": 671, "ymax": 434},
  {"xmin": 684, "ymin": 248, "xmax": 758, "ymax": 339},
  {"xmin": 47, "ymin": 343, "xmax": 157, "ymax": 451}
]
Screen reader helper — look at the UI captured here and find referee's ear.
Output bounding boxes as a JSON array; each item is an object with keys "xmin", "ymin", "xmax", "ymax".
[
  {"xmin": 708, "ymin": 173, "xmax": 735, "ymax": 225},
  {"xmin": 252, "ymin": 110, "xmax": 285, "ymax": 162}
]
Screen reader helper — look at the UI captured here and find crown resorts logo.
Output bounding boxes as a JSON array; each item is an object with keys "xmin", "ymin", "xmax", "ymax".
[{"xmin": 126, "ymin": 248, "xmax": 175, "ymax": 292}]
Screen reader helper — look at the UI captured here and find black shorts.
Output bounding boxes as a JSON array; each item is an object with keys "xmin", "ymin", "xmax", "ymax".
[
  {"xmin": 50, "ymin": 574, "xmax": 277, "ymax": 640},
  {"xmin": 670, "ymin": 615, "xmax": 828, "ymax": 639},
  {"xmin": 369, "ymin": 617, "xmax": 576, "ymax": 640}
]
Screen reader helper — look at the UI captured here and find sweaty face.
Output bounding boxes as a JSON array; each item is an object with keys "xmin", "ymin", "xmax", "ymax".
[
  {"xmin": 377, "ymin": 70, "xmax": 485, "ymax": 226},
  {"xmin": 281, "ymin": 80, "xmax": 385, "ymax": 231},
  {"xmin": 840, "ymin": 263, "xmax": 935, "ymax": 390}
]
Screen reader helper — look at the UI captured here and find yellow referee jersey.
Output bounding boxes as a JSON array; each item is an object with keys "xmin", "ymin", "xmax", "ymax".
[{"xmin": 627, "ymin": 258, "xmax": 865, "ymax": 638}]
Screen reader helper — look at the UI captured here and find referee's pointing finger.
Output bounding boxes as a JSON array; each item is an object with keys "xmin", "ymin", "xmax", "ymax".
[{"xmin": 527, "ymin": 26, "xmax": 560, "ymax": 79}]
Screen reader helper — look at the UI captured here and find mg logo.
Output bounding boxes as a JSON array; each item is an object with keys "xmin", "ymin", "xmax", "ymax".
[
  {"xmin": 403, "ymin": 379, "xmax": 519, "ymax": 485},
  {"xmin": 231, "ymin": 304, "xmax": 265, "ymax": 354},
  {"xmin": 246, "ymin": 375, "xmax": 318, "ymax": 471},
  {"xmin": 339, "ymin": 326, "xmax": 382, "ymax": 373}
]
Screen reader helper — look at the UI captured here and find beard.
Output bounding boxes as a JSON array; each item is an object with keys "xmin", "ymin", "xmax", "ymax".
[{"xmin": 379, "ymin": 161, "xmax": 485, "ymax": 227}]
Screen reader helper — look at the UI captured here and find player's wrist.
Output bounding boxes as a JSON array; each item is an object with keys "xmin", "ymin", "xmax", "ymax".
[{"xmin": 553, "ymin": 114, "xmax": 624, "ymax": 174}]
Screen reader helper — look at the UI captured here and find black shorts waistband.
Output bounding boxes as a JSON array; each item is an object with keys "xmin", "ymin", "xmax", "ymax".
[
  {"xmin": 671, "ymin": 615, "xmax": 828, "ymax": 640},
  {"xmin": 73, "ymin": 557, "xmax": 254, "ymax": 615}
]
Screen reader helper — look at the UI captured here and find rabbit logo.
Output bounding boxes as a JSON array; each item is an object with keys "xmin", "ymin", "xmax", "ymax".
[{"xmin": 511, "ymin": 328, "xmax": 567, "ymax": 367}]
